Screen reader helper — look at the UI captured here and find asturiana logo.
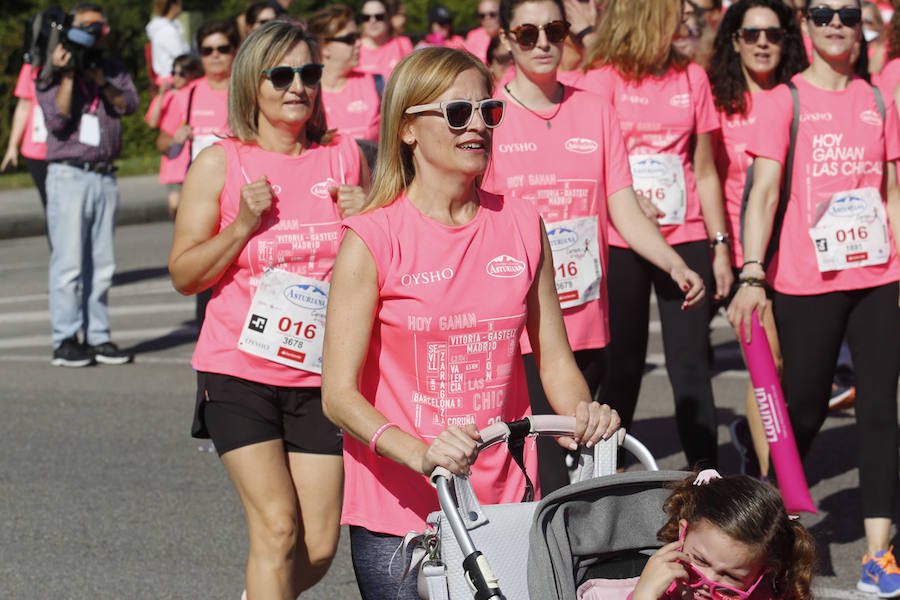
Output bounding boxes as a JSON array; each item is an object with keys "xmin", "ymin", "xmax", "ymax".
[
  {"xmin": 547, "ymin": 226, "xmax": 578, "ymax": 251},
  {"xmin": 310, "ymin": 177, "xmax": 339, "ymax": 199},
  {"xmin": 631, "ymin": 157, "xmax": 668, "ymax": 178},
  {"xmin": 485, "ymin": 254, "xmax": 526, "ymax": 278},
  {"xmin": 670, "ymin": 93, "xmax": 690, "ymax": 109},
  {"xmin": 565, "ymin": 138, "xmax": 599, "ymax": 154},
  {"xmin": 829, "ymin": 194, "xmax": 867, "ymax": 218},
  {"xmin": 283, "ymin": 284, "xmax": 328, "ymax": 310},
  {"xmin": 860, "ymin": 110, "xmax": 883, "ymax": 127}
]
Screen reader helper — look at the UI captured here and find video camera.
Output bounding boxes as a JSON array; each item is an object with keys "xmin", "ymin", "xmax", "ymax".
[{"xmin": 25, "ymin": 7, "xmax": 105, "ymax": 89}]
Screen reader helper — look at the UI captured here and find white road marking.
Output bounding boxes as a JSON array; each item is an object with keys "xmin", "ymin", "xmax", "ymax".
[{"xmin": 0, "ymin": 302, "xmax": 193, "ymax": 324}]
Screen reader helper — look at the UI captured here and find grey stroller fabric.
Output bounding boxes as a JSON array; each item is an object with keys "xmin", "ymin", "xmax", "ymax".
[{"xmin": 528, "ymin": 470, "xmax": 688, "ymax": 600}]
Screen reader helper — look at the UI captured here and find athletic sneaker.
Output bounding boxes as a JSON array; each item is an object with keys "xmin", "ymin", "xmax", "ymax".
[
  {"xmin": 828, "ymin": 383, "xmax": 856, "ymax": 411},
  {"xmin": 858, "ymin": 547, "xmax": 900, "ymax": 597},
  {"xmin": 51, "ymin": 336, "xmax": 94, "ymax": 367},
  {"xmin": 729, "ymin": 418, "xmax": 761, "ymax": 479},
  {"xmin": 89, "ymin": 342, "xmax": 134, "ymax": 365}
]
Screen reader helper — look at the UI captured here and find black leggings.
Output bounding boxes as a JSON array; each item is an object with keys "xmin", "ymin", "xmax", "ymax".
[
  {"xmin": 773, "ymin": 282, "xmax": 900, "ymax": 518},
  {"xmin": 523, "ymin": 347, "xmax": 606, "ymax": 495},
  {"xmin": 601, "ymin": 240, "xmax": 717, "ymax": 469}
]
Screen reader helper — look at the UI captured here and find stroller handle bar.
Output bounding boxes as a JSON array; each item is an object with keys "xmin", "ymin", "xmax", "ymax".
[{"xmin": 429, "ymin": 415, "xmax": 657, "ymax": 487}]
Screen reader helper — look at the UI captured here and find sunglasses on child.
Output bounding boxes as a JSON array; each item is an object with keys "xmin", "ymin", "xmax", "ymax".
[
  {"xmin": 199, "ymin": 44, "xmax": 233, "ymax": 56},
  {"xmin": 736, "ymin": 26, "xmax": 785, "ymax": 44},
  {"xmin": 507, "ymin": 20, "xmax": 570, "ymax": 48},
  {"xmin": 405, "ymin": 99, "xmax": 506, "ymax": 129},
  {"xmin": 326, "ymin": 32, "xmax": 362, "ymax": 44},
  {"xmin": 806, "ymin": 6, "xmax": 862, "ymax": 27},
  {"xmin": 261, "ymin": 64, "xmax": 324, "ymax": 89},
  {"xmin": 678, "ymin": 524, "xmax": 767, "ymax": 600}
]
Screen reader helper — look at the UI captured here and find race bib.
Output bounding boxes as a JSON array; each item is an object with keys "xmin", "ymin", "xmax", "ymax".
[
  {"xmin": 628, "ymin": 154, "xmax": 687, "ymax": 225},
  {"xmin": 78, "ymin": 113, "xmax": 100, "ymax": 147},
  {"xmin": 546, "ymin": 216, "xmax": 602, "ymax": 309},
  {"xmin": 191, "ymin": 134, "xmax": 218, "ymax": 161},
  {"xmin": 237, "ymin": 268, "xmax": 329, "ymax": 373},
  {"xmin": 31, "ymin": 106, "xmax": 48, "ymax": 144},
  {"xmin": 808, "ymin": 187, "xmax": 891, "ymax": 272}
]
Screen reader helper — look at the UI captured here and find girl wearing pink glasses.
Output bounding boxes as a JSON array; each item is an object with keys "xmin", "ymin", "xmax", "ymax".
[{"xmin": 628, "ymin": 473, "xmax": 815, "ymax": 600}]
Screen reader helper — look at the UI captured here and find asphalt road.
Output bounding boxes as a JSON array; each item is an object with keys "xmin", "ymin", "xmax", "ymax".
[{"xmin": 0, "ymin": 221, "xmax": 895, "ymax": 599}]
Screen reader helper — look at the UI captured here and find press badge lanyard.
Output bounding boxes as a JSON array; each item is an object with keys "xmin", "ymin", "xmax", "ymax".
[{"xmin": 77, "ymin": 79, "xmax": 102, "ymax": 147}]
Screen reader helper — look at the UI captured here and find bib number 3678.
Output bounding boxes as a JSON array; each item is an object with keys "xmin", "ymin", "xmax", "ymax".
[{"xmin": 238, "ymin": 268, "xmax": 329, "ymax": 373}]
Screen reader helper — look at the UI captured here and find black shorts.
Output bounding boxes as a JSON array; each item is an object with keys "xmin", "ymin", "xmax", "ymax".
[{"xmin": 191, "ymin": 371, "xmax": 342, "ymax": 457}]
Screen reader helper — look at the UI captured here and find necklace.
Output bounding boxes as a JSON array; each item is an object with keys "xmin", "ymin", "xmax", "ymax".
[{"xmin": 504, "ymin": 82, "xmax": 563, "ymax": 128}]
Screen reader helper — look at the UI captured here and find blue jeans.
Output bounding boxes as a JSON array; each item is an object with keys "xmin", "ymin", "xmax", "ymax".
[{"xmin": 46, "ymin": 163, "xmax": 118, "ymax": 347}]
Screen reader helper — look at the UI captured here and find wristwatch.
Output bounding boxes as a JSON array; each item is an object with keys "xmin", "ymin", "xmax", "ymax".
[{"xmin": 710, "ymin": 232, "xmax": 730, "ymax": 248}]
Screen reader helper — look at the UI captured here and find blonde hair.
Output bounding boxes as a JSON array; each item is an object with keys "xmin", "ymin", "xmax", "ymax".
[
  {"xmin": 582, "ymin": 0, "xmax": 688, "ymax": 80},
  {"xmin": 228, "ymin": 21, "xmax": 330, "ymax": 145},
  {"xmin": 366, "ymin": 47, "xmax": 493, "ymax": 211}
]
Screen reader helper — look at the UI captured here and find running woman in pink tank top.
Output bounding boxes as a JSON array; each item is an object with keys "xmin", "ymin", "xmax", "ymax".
[
  {"xmin": 321, "ymin": 47, "xmax": 620, "ymax": 600},
  {"xmin": 728, "ymin": 0, "xmax": 900, "ymax": 592},
  {"xmin": 482, "ymin": 0, "xmax": 706, "ymax": 495},
  {"xmin": 707, "ymin": 0, "xmax": 807, "ymax": 479},
  {"xmin": 168, "ymin": 23, "xmax": 369, "ymax": 599}
]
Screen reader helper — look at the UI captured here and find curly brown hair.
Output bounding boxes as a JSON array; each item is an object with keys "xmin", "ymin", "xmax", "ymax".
[
  {"xmin": 707, "ymin": 0, "xmax": 808, "ymax": 117},
  {"xmin": 658, "ymin": 473, "xmax": 816, "ymax": 600}
]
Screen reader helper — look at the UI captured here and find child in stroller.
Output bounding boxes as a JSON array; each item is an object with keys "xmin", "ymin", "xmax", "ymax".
[{"xmin": 622, "ymin": 471, "xmax": 815, "ymax": 600}]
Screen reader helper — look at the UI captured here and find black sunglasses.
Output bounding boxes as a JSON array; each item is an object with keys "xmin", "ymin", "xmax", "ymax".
[
  {"xmin": 405, "ymin": 99, "xmax": 506, "ymax": 129},
  {"xmin": 806, "ymin": 6, "xmax": 862, "ymax": 27},
  {"xmin": 508, "ymin": 20, "xmax": 569, "ymax": 49},
  {"xmin": 360, "ymin": 12, "xmax": 386, "ymax": 22},
  {"xmin": 478, "ymin": 11, "xmax": 498, "ymax": 19},
  {"xmin": 172, "ymin": 70, "xmax": 186, "ymax": 77},
  {"xmin": 261, "ymin": 63, "xmax": 324, "ymax": 89},
  {"xmin": 327, "ymin": 32, "xmax": 362, "ymax": 44},
  {"xmin": 199, "ymin": 44, "xmax": 233, "ymax": 56},
  {"xmin": 737, "ymin": 26, "xmax": 785, "ymax": 44}
]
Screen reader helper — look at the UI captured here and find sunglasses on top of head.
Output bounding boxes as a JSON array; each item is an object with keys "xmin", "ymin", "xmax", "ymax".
[
  {"xmin": 405, "ymin": 99, "xmax": 506, "ymax": 130},
  {"xmin": 199, "ymin": 44, "xmax": 233, "ymax": 56},
  {"xmin": 507, "ymin": 20, "xmax": 570, "ymax": 49},
  {"xmin": 806, "ymin": 6, "xmax": 862, "ymax": 27},
  {"xmin": 261, "ymin": 63, "xmax": 324, "ymax": 89},
  {"xmin": 326, "ymin": 31, "xmax": 362, "ymax": 44},
  {"xmin": 736, "ymin": 26, "xmax": 785, "ymax": 44}
]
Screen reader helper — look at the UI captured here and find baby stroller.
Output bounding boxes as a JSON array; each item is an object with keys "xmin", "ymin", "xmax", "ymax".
[{"xmin": 418, "ymin": 415, "xmax": 685, "ymax": 600}]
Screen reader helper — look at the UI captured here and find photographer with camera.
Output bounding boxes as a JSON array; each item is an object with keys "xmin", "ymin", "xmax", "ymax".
[{"xmin": 35, "ymin": 3, "xmax": 139, "ymax": 367}]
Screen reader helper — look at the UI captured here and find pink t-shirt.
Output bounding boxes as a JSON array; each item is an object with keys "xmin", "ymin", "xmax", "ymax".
[
  {"xmin": 464, "ymin": 26, "xmax": 492, "ymax": 63},
  {"xmin": 191, "ymin": 135, "xmax": 361, "ymax": 386},
  {"xmin": 712, "ymin": 92, "xmax": 764, "ymax": 266},
  {"xmin": 579, "ymin": 64, "xmax": 719, "ymax": 247},
  {"xmin": 13, "ymin": 64, "xmax": 47, "ymax": 160},
  {"xmin": 160, "ymin": 77, "xmax": 230, "ymax": 163},
  {"xmin": 875, "ymin": 57, "xmax": 900, "ymax": 98},
  {"xmin": 321, "ymin": 70, "xmax": 381, "ymax": 142},
  {"xmin": 357, "ymin": 36, "xmax": 414, "ymax": 78},
  {"xmin": 482, "ymin": 86, "xmax": 633, "ymax": 352},
  {"xmin": 146, "ymin": 90, "xmax": 190, "ymax": 184},
  {"xmin": 340, "ymin": 190, "xmax": 541, "ymax": 535},
  {"xmin": 747, "ymin": 74, "xmax": 900, "ymax": 294}
]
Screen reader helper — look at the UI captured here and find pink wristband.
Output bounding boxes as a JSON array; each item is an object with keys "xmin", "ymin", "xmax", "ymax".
[{"xmin": 369, "ymin": 422, "xmax": 397, "ymax": 455}]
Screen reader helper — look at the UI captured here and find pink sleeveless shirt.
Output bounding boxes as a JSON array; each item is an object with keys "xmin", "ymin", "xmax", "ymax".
[
  {"xmin": 191, "ymin": 135, "xmax": 361, "ymax": 387},
  {"xmin": 340, "ymin": 190, "xmax": 542, "ymax": 535}
]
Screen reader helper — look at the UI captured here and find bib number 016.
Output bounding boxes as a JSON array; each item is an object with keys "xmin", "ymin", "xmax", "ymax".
[
  {"xmin": 278, "ymin": 317, "xmax": 317, "ymax": 339},
  {"xmin": 834, "ymin": 226, "xmax": 868, "ymax": 243},
  {"xmin": 556, "ymin": 261, "xmax": 578, "ymax": 279}
]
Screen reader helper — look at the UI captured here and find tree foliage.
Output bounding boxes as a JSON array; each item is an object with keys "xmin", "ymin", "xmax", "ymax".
[{"xmin": 1, "ymin": 0, "xmax": 481, "ymax": 170}]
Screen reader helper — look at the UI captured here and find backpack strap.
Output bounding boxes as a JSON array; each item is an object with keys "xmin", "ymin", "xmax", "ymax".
[
  {"xmin": 373, "ymin": 73, "xmax": 385, "ymax": 101},
  {"xmin": 871, "ymin": 82, "xmax": 886, "ymax": 120},
  {"xmin": 763, "ymin": 80, "xmax": 800, "ymax": 267}
]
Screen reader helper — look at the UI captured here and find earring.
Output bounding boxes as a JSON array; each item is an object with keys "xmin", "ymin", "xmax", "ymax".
[{"xmin": 404, "ymin": 137, "xmax": 414, "ymax": 144}]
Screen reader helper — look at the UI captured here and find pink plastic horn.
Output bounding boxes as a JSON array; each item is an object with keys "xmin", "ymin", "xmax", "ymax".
[{"xmin": 741, "ymin": 309, "xmax": 817, "ymax": 514}]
